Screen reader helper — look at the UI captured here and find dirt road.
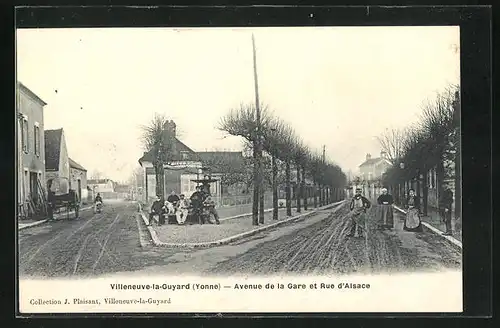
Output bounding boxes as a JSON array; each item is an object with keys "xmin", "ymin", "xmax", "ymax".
[
  {"xmin": 210, "ymin": 203, "xmax": 462, "ymax": 275},
  {"xmin": 18, "ymin": 201, "xmax": 179, "ymax": 278}
]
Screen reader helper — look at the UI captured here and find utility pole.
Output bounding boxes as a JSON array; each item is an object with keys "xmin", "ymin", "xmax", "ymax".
[
  {"xmin": 251, "ymin": 33, "xmax": 263, "ymax": 225},
  {"xmin": 321, "ymin": 145, "xmax": 326, "ymax": 206}
]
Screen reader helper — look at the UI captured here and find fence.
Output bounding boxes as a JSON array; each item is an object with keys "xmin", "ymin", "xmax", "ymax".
[
  {"xmin": 218, "ymin": 189, "xmax": 345, "ymax": 208},
  {"xmin": 218, "ymin": 193, "xmax": 273, "ymax": 207}
]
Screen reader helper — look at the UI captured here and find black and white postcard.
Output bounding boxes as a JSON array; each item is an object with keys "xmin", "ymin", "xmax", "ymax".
[{"xmin": 16, "ymin": 25, "xmax": 462, "ymax": 313}]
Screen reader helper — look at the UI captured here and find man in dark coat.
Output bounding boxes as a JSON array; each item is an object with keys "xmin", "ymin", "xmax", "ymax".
[
  {"xmin": 348, "ymin": 187, "xmax": 371, "ymax": 237},
  {"xmin": 149, "ymin": 195, "xmax": 164, "ymax": 225},
  {"xmin": 167, "ymin": 190, "xmax": 180, "ymax": 204},
  {"xmin": 47, "ymin": 189, "xmax": 56, "ymax": 221},
  {"xmin": 190, "ymin": 185, "xmax": 207, "ymax": 224},
  {"xmin": 439, "ymin": 188, "xmax": 454, "ymax": 235}
]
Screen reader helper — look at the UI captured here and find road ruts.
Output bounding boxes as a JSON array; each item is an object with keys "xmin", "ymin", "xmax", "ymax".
[
  {"xmin": 209, "ymin": 204, "xmax": 462, "ymax": 275},
  {"xmin": 18, "ymin": 201, "xmax": 180, "ymax": 278}
]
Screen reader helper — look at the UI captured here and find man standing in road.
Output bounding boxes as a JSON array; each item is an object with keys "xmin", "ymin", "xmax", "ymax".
[
  {"xmin": 348, "ymin": 187, "xmax": 371, "ymax": 237},
  {"xmin": 440, "ymin": 187, "xmax": 454, "ymax": 236}
]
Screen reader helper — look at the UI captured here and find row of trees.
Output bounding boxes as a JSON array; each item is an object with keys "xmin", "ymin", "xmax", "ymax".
[
  {"xmin": 378, "ymin": 84, "xmax": 460, "ymax": 217},
  {"xmin": 219, "ymin": 103, "xmax": 347, "ymax": 226}
]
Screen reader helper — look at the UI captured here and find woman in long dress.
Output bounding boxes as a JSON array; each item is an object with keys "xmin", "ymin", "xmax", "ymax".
[
  {"xmin": 376, "ymin": 188, "xmax": 394, "ymax": 230},
  {"xmin": 404, "ymin": 189, "xmax": 423, "ymax": 232}
]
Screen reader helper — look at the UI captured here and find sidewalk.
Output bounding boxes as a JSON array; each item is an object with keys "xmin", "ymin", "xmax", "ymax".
[
  {"xmin": 420, "ymin": 207, "xmax": 462, "ymax": 242},
  {"xmin": 393, "ymin": 202, "xmax": 462, "ymax": 243},
  {"xmin": 153, "ymin": 208, "xmax": 289, "ymax": 244},
  {"xmin": 139, "ymin": 201, "xmax": 345, "ymax": 247},
  {"xmin": 18, "ymin": 205, "xmax": 93, "ymax": 231}
]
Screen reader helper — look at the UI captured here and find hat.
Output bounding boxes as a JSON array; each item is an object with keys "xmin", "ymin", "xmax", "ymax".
[{"xmin": 381, "ymin": 187, "xmax": 388, "ymax": 193}]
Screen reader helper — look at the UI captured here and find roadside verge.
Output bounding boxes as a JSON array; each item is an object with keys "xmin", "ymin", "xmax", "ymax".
[
  {"xmin": 18, "ymin": 206, "xmax": 93, "ymax": 231},
  {"xmin": 393, "ymin": 205, "xmax": 462, "ymax": 250},
  {"xmin": 138, "ymin": 201, "xmax": 345, "ymax": 248}
]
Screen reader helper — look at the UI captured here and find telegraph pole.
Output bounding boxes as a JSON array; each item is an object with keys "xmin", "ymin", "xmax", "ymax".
[
  {"xmin": 321, "ymin": 145, "xmax": 326, "ymax": 205},
  {"xmin": 251, "ymin": 33, "xmax": 263, "ymax": 225}
]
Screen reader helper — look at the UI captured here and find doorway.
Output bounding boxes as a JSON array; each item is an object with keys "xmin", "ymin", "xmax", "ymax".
[{"xmin": 29, "ymin": 172, "xmax": 38, "ymax": 204}]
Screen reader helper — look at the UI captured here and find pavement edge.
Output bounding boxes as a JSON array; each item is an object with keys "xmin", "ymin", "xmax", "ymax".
[
  {"xmin": 18, "ymin": 206, "xmax": 93, "ymax": 231},
  {"xmin": 393, "ymin": 206, "xmax": 462, "ymax": 250},
  {"xmin": 138, "ymin": 200, "xmax": 346, "ymax": 249}
]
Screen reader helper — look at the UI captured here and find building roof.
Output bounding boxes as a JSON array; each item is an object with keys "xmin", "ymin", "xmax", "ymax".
[
  {"xmin": 69, "ymin": 158, "xmax": 87, "ymax": 171},
  {"xmin": 138, "ymin": 137, "xmax": 197, "ymax": 165},
  {"xmin": 88, "ymin": 179, "xmax": 114, "ymax": 185},
  {"xmin": 359, "ymin": 157, "xmax": 392, "ymax": 168},
  {"xmin": 44, "ymin": 129, "xmax": 63, "ymax": 171},
  {"xmin": 195, "ymin": 151, "xmax": 244, "ymax": 163},
  {"xmin": 18, "ymin": 82, "xmax": 47, "ymax": 106}
]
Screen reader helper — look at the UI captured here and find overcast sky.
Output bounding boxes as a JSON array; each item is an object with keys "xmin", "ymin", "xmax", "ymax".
[{"xmin": 16, "ymin": 26, "xmax": 460, "ymax": 182}]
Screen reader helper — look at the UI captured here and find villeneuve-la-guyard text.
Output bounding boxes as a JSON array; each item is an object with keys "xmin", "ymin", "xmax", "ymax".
[{"xmin": 110, "ymin": 283, "xmax": 219, "ymax": 291}]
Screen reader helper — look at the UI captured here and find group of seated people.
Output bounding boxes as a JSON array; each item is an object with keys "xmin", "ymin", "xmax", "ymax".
[{"xmin": 148, "ymin": 185, "xmax": 220, "ymax": 225}]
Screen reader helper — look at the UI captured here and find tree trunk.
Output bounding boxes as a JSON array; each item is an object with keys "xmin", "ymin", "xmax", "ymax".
[
  {"xmin": 259, "ymin": 188, "xmax": 265, "ymax": 224},
  {"xmin": 436, "ymin": 160, "xmax": 445, "ymax": 206},
  {"xmin": 154, "ymin": 163, "xmax": 165, "ymax": 202},
  {"xmin": 285, "ymin": 160, "xmax": 292, "ymax": 216},
  {"xmin": 252, "ymin": 140, "xmax": 259, "ymax": 225},
  {"xmin": 416, "ymin": 177, "xmax": 421, "ymax": 209},
  {"xmin": 272, "ymin": 155, "xmax": 278, "ymax": 220},
  {"xmin": 318, "ymin": 183, "xmax": 322, "ymax": 206},
  {"xmin": 313, "ymin": 180, "xmax": 318, "ymax": 208},
  {"xmin": 422, "ymin": 170, "xmax": 428, "ymax": 216},
  {"xmin": 302, "ymin": 166, "xmax": 307, "ymax": 210},
  {"xmin": 296, "ymin": 165, "xmax": 301, "ymax": 213}
]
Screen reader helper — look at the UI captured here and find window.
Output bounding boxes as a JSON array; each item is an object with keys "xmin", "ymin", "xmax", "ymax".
[
  {"xmin": 180, "ymin": 151, "xmax": 189, "ymax": 160},
  {"xmin": 20, "ymin": 116, "xmax": 28, "ymax": 153},
  {"xmin": 34, "ymin": 124, "xmax": 40, "ymax": 156}
]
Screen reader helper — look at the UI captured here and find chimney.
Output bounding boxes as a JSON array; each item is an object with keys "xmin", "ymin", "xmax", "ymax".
[
  {"xmin": 170, "ymin": 120, "xmax": 176, "ymax": 136},
  {"xmin": 163, "ymin": 120, "xmax": 176, "ymax": 137},
  {"xmin": 366, "ymin": 153, "xmax": 371, "ymax": 161}
]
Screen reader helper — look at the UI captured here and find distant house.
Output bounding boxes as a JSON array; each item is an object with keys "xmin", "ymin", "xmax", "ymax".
[
  {"xmin": 69, "ymin": 158, "xmax": 88, "ymax": 202},
  {"xmin": 358, "ymin": 151, "xmax": 392, "ymax": 182},
  {"xmin": 138, "ymin": 120, "xmax": 245, "ymax": 203},
  {"xmin": 87, "ymin": 179, "xmax": 115, "ymax": 193},
  {"xmin": 114, "ymin": 183, "xmax": 130, "ymax": 193},
  {"xmin": 44, "ymin": 128, "xmax": 70, "ymax": 193},
  {"xmin": 17, "ymin": 82, "xmax": 47, "ymax": 217}
]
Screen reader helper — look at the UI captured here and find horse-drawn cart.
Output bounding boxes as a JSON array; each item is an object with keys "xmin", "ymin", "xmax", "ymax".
[{"xmin": 47, "ymin": 177, "xmax": 80, "ymax": 220}]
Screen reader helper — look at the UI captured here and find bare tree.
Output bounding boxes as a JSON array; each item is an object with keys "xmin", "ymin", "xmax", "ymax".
[
  {"xmin": 140, "ymin": 113, "xmax": 175, "ymax": 202},
  {"xmin": 90, "ymin": 170, "xmax": 103, "ymax": 180},
  {"xmin": 376, "ymin": 128, "xmax": 406, "ymax": 165},
  {"xmin": 293, "ymin": 140, "xmax": 308, "ymax": 213},
  {"xmin": 262, "ymin": 117, "xmax": 290, "ymax": 220},
  {"xmin": 219, "ymin": 103, "xmax": 272, "ymax": 225},
  {"xmin": 196, "ymin": 151, "xmax": 247, "ymax": 192}
]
